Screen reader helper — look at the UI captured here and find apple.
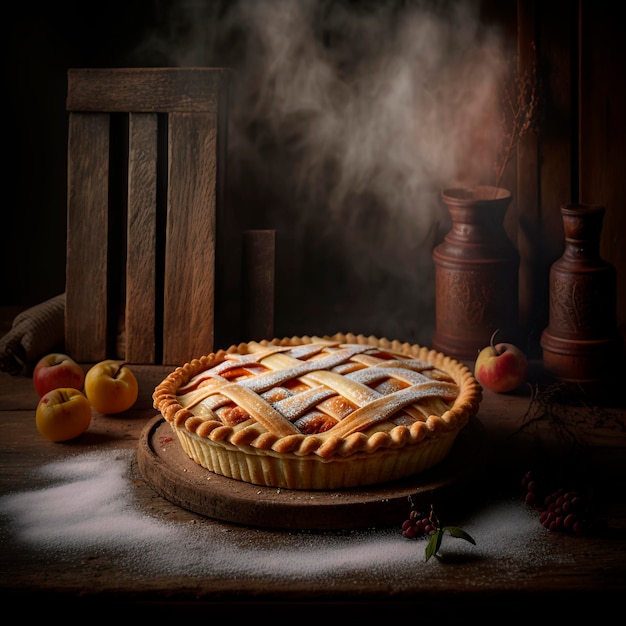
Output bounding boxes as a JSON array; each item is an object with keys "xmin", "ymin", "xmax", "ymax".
[
  {"xmin": 84, "ymin": 360, "xmax": 139, "ymax": 415},
  {"xmin": 33, "ymin": 353, "xmax": 85, "ymax": 397},
  {"xmin": 474, "ymin": 330, "xmax": 529, "ymax": 393},
  {"xmin": 35, "ymin": 388, "xmax": 92, "ymax": 442}
]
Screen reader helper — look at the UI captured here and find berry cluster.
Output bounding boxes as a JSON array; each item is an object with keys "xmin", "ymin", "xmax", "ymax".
[
  {"xmin": 400, "ymin": 502, "xmax": 476, "ymax": 562},
  {"xmin": 521, "ymin": 470, "xmax": 589, "ymax": 535},
  {"xmin": 401, "ymin": 509, "xmax": 439, "ymax": 539}
]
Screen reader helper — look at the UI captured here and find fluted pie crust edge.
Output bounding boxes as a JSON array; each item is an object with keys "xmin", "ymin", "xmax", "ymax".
[{"xmin": 152, "ymin": 333, "xmax": 482, "ymax": 490}]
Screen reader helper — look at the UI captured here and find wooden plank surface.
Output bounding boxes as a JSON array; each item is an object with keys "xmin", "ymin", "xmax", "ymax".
[
  {"xmin": 1, "ymin": 364, "xmax": 625, "ymax": 615},
  {"xmin": 162, "ymin": 112, "xmax": 217, "ymax": 364},
  {"xmin": 125, "ymin": 113, "xmax": 158, "ymax": 364},
  {"xmin": 65, "ymin": 112, "xmax": 110, "ymax": 363},
  {"xmin": 66, "ymin": 68, "xmax": 229, "ymax": 113}
]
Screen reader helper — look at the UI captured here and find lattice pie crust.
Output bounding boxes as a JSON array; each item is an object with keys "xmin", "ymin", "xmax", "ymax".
[{"xmin": 152, "ymin": 333, "xmax": 482, "ymax": 490}]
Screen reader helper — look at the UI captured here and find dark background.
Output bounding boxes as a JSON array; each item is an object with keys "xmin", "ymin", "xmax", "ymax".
[
  {"xmin": 4, "ymin": 1, "xmax": 178, "ymax": 307},
  {"xmin": 3, "ymin": 0, "xmax": 625, "ymax": 353}
]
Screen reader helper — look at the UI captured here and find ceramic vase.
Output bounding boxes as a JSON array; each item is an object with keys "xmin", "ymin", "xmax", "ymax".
[
  {"xmin": 432, "ymin": 185, "xmax": 520, "ymax": 361},
  {"xmin": 540, "ymin": 203, "xmax": 622, "ymax": 389}
]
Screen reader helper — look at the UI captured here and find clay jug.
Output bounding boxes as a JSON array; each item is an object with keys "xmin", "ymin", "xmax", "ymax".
[
  {"xmin": 432, "ymin": 185, "xmax": 520, "ymax": 361},
  {"xmin": 540, "ymin": 203, "xmax": 622, "ymax": 389}
]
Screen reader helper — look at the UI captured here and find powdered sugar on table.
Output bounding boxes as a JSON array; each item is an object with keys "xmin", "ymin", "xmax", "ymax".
[{"xmin": 0, "ymin": 449, "xmax": 568, "ymax": 584}]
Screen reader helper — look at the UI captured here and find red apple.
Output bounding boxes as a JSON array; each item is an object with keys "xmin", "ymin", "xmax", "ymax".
[
  {"xmin": 33, "ymin": 353, "xmax": 85, "ymax": 398},
  {"xmin": 474, "ymin": 330, "xmax": 528, "ymax": 393}
]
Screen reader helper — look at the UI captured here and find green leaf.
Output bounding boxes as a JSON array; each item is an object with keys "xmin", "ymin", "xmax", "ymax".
[
  {"xmin": 444, "ymin": 526, "xmax": 476, "ymax": 545},
  {"xmin": 425, "ymin": 529, "xmax": 444, "ymax": 562}
]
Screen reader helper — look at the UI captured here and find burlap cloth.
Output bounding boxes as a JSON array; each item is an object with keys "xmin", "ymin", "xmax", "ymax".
[{"xmin": 0, "ymin": 293, "xmax": 65, "ymax": 375}]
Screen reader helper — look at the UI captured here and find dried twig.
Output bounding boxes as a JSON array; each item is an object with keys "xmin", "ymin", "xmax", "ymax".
[
  {"xmin": 512, "ymin": 382, "xmax": 626, "ymax": 445},
  {"xmin": 494, "ymin": 42, "xmax": 542, "ymax": 190}
]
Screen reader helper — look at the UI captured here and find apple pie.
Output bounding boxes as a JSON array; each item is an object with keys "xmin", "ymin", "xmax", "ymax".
[{"xmin": 152, "ymin": 333, "xmax": 482, "ymax": 490}]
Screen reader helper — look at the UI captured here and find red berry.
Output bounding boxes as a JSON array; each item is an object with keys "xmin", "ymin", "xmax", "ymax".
[
  {"xmin": 525, "ymin": 492, "xmax": 537, "ymax": 505},
  {"xmin": 563, "ymin": 514, "xmax": 576, "ymax": 530},
  {"xmin": 403, "ymin": 525, "xmax": 418, "ymax": 539},
  {"xmin": 519, "ymin": 472, "xmax": 591, "ymax": 536}
]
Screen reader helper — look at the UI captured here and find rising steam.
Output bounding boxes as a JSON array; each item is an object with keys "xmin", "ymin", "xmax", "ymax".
[{"xmin": 134, "ymin": 0, "xmax": 510, "ymax": 343}]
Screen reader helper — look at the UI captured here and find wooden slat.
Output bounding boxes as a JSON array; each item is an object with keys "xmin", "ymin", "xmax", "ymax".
[
  {"xmin": 65, "ymin": 112, "xmax": 110, "ymax": 363},
  {"xmin": 65, "ymin": 69, "xmax": 229, "ymax": 365},
  {"xmin": 516, "ymin": 0, "xmax": 540, "ymax": 337},
  {"xmin": 537, "ymin": 0, "xmax": 575, "ymax": 258},
  {"xmin": 162, "ymin": 112, "xmax": 217, "ymax": 365},
  {"xmin": 578, "ymin": 1, "xmax": 626, "ymax": 334},
  {"xmin": 515, "ymin": 0, "xmax": 576, "ymax": 356},
  {"xmin": 125, "ymin": 113, "xmax": 158, "ymax": 364},
  {"xmin": 67, "ymin": 68, "xmax": 228, "ymax": 114},
  {"xmin": 241, "ymin": 230, "xmax": 275, "ymax": 341}
]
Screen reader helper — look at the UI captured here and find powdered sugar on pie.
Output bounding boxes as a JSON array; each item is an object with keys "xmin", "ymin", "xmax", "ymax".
[{"xmin": 153, "ymin": 333, "xmax": 482, "ymax": 490}]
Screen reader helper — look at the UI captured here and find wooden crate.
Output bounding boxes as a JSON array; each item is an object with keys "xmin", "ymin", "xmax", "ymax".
[{"xmin": 65, "ymin": 68, "xmax": 237, "ymax": 365}]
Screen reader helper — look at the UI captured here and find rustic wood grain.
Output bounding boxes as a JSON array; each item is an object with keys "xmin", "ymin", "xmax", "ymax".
[
  {"xmin": 65, "ymin": 112, "xmax": 110, "ymax": 363},
  {"xmin": 1, "ymin": 365, "xmax": 625, "ymax": 613},
  {"xmin": 125, "ymin": 113, "xmax": 158, "ymax": 364},
  {"xmin": 516, "ymin": 0, "xmax": 541, "ymax": 339},
  {"xmin": 137, "ymin": 414, "xmax": 486, "ymax": 530},
  {"xmin": 508, "ymin": 0, "xmax": 577, "ymax": 355},
  {"xmin": 241, "ymin": 230, "xmax": 275, "ymax": 341},
  {"xmin": 65, "ymin": 68, "xmax": 229, "ymax": 365},
  {"xmin": 579, "ymin": 1, "xmax": 626, "ymax": 334},
  {"xmin": 162, "ymin": 112, "xmax": 217, "ymax": 364},
  {"xmin": 67, "ymin": 68, "xmax": 229, "ymax": 113},
  {"xmin": 536, "ymin": 0, "xmax": 575, "ymax": 263}
]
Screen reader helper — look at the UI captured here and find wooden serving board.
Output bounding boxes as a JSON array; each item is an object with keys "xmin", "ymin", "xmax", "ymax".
[{"xmin": 137, "ymin": 415, "xmax": 487, "ymax": 531}]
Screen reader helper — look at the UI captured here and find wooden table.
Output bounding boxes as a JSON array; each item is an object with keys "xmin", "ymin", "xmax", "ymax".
[{"xmin": 1, "ymin": 363, "xmax": 625, "ymax": 618}]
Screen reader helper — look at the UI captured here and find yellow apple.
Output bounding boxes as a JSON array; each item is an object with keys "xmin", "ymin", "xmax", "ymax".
[
  {"xmin": 33, "ymin": 353, "xmax": 85, "ymax": 397},
  {"xmin": 474, "ymin": 330, "xmax": 528, "ymax": 393},
  {"xmin": 84, "ymin": 360, "xmax": 139, "ymax": 414},
  {"xmin": 36, "ymin": 388, "xmax": 92, "ymax": 442}
]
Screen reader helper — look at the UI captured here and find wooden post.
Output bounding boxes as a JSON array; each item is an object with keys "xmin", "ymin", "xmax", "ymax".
[{"xmin": 241, "ymin": 230, "xmax": 275, "ymax": 341}]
